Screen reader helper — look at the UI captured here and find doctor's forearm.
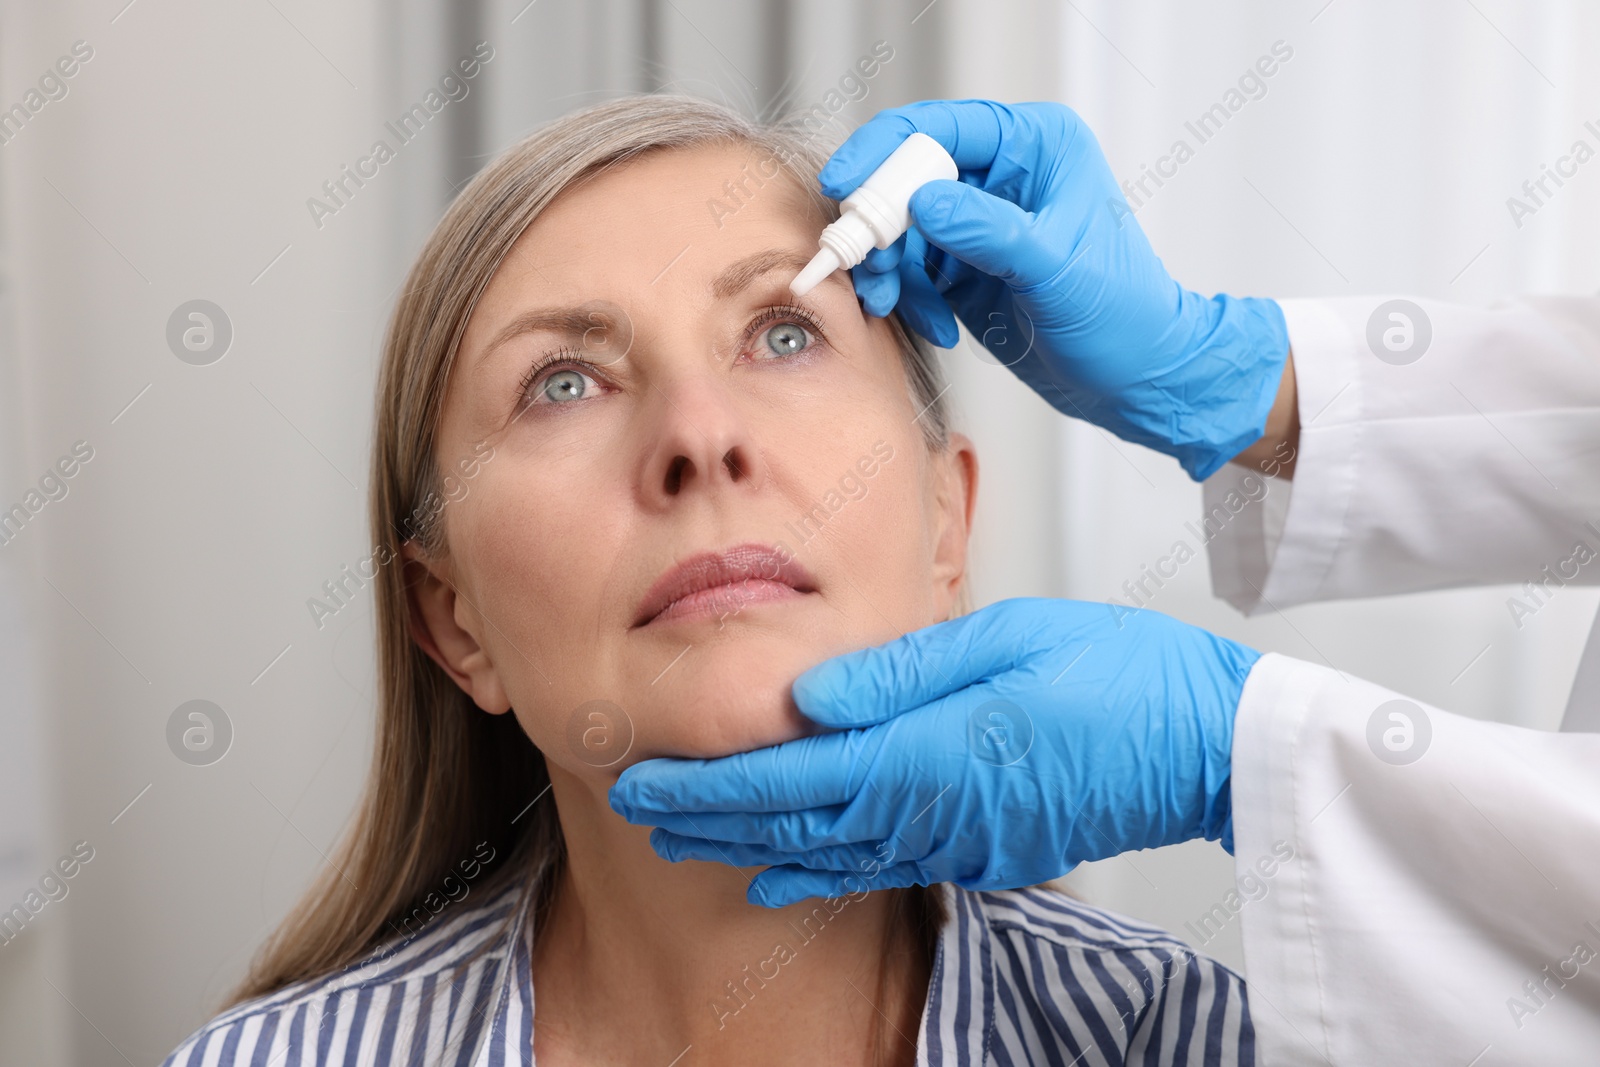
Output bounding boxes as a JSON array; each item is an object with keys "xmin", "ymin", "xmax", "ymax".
[{"xmin": 1229, "ymin": 349, "xmax": 1298, "ymax": 478}]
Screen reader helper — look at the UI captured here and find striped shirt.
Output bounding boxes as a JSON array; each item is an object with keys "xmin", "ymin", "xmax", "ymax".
[{"xmin": 161, "ymin": 881, "xmax": 1253, "ymax": 1066}]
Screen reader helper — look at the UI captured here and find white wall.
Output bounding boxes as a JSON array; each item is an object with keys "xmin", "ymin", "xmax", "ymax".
[
  {"xmin": 1, "ymin": 0, "xmax": 396, "ymax": 1061},
  {"xmin": 0, "ymin": 1, "xmax": 1595, "ymax": 1062}
]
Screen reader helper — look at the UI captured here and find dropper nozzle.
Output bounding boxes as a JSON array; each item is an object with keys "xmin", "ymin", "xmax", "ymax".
[{"xmin": 789, "ymin": 247, "xmax": 842, "ymax": 297}]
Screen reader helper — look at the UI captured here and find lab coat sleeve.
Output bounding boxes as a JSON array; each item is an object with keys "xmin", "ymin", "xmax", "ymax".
[
  {"xmin": 1204, "ymin": 294, "xmax": 1600, "ymax": 613},
  {"xmin": 1230, "ymin": 652, "xmax": 1600, "ymax": 1066}
]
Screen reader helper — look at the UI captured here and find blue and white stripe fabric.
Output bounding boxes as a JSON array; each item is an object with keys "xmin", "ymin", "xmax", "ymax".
[
  {"xmin": 161, "ymin": 881, "xmax": 1252, "ymax": 1066},
  {"xmin": 926, "ymin": 885, "xmax": 1253, "ymax": 1066}
]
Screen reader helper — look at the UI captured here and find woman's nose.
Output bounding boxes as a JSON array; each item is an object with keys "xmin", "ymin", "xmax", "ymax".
[{"xmin": 638, "ymin": 373, "xmax": 767, "ymax": 506}]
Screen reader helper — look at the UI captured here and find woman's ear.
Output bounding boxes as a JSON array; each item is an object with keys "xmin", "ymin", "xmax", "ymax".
[
  {"xmin": 929, "ymin": 432, "xmax": 978, "ymax": 614},
  {"xmin": 401, "ymin": 541, "xmax": 512, "ymax": 715}
]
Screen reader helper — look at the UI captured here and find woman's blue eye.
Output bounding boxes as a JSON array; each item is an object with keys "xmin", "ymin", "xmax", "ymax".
[
  {"xmin": 761, "ymin": 322, "xmax": 811, "ymax": 358},
  {"xmin": 540, "ymin": 368, "xmax": 594, "ymax": 403}
]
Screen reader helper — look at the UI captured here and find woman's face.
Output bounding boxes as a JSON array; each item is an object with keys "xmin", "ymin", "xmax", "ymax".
[{"xmin": 406, "ymin": 141, "xmax": 976, "ymax": 782}]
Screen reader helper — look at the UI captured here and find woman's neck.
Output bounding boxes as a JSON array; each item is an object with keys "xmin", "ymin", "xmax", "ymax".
[{"xmin": 530, "ymin": 764, "xmax": 928, "ymax": 1067}]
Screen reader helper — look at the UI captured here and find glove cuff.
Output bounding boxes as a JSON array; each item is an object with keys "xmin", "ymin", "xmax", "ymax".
[
  {"xmin": 1150, "ymin": 294, "xmax": 1291, "ymax": 481},
  {"xmin": 1197, "ymin": 637, "xmax": 1258, "ymax": 850},
  {"xmin": 1215, "ymin": 782, "xmax": 1235, "ymax": 855}
]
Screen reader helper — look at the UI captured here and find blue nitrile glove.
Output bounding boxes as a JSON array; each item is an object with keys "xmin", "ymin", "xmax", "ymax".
[
  {"xmin": 822, "ymin": 99, "xmax": 1290, "ymax": 481},
  {"xmin": 609, "ymin": 599, "xmax": 1260, "ymax": 908}
]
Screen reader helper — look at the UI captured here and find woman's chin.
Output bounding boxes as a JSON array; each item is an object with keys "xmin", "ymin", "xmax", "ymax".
[{"xmin": 628, "ymin": 641, "xmax": 823, "ymax": 761}]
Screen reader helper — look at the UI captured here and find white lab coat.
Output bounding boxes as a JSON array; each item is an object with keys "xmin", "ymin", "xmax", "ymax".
[{"xmin": 1202, "ymin": 294, "xmax": 1600, "ymax": 1066}]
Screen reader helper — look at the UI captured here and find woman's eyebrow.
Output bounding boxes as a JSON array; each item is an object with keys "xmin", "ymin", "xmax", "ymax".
[
  {"xmin": 478, "ymin": 249, "xmax": 824, "ymax": 365},
  {"xmin": 477, "ymin": 302, "xmax": 624, "ymax": 363},
  {"xmin": 710, "ymin": 248, "xmax": 818, "ymax": 300}
]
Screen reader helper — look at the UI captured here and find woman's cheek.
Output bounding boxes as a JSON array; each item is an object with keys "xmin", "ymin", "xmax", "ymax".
[{"xmin": 851, "ymin": 443, "xmax": 941, "ymax": 609}]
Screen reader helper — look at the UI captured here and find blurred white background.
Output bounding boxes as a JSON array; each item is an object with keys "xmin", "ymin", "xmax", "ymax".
[{"xmin": 0, "ymin": 0, "xmax": 1596, "ymax": 1061}]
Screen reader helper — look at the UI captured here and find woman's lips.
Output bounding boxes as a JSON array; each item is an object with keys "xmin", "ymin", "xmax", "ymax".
[
  {"xmin": 634, "ymin": 543, "xmax": 817, "ymax": 628},
  {"xmin": 647, "ymin": 577, "xmax": 805, "ymax": 626}
]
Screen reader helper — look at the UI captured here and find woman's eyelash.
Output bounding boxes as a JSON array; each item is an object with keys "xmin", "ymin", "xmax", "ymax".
[
  {"xmin": 514, "ymin": 303, "xmax": 827, "ymax": 409},
  {"xmin": 744, "ymin": 302, "xmax": 826, "ymax": 345},
  {"xmin": 515, "ymin": 346, "xmax": 586, "ymax": 405}
]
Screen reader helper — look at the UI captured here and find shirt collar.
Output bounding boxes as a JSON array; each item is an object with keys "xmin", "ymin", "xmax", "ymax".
[
  {"xmin": 473, "ymin": 882, "xmax": 992, "ymax": 1066},
  {"xmin": 918, "ymin": 884, "xmax": 995, "ymax": 1066}
]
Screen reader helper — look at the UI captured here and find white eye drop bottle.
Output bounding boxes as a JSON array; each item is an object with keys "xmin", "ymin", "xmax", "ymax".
[{"xmin": 790, "ymin": 132, "xmax": 959, "ymax": 297}]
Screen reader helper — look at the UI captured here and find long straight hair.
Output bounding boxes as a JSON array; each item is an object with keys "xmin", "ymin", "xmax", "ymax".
[{"xmin": 225, "ymin": 95, "xmax": 959, "ymax": 1052}]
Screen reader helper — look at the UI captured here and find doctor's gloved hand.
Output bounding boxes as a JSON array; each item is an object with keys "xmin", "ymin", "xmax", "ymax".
[
  {"xmin": 608, "ymin": 598, "xmax": 1261, "ymax": 908},
  {"xmin": 823, "ymin": 100, "xmax": 1290, "ymax": 480}
]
